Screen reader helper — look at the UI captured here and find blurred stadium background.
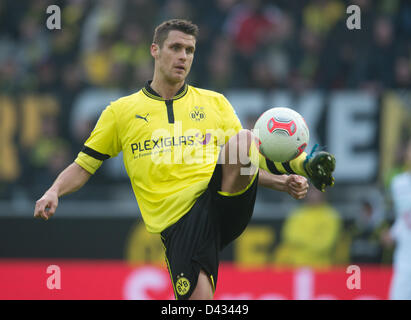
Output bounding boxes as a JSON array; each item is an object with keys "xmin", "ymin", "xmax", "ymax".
[{"xmin": 0, "ymin": 0, "xmax": 411, "ymax": 299}]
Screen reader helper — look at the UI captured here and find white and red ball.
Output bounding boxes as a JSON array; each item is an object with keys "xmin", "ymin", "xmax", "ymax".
[{"xmin": 253, "ymin": 107, "xmax": 309, "ymax": 162}]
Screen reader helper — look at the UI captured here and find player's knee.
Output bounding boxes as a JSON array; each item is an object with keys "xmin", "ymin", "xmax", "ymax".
[
  {"xmin": 239, "ymin": 129, "xmax": 255, "ymax": 151},
  {"xmin": 223, "ymin": 129, "xmax": 255, "ymax": 166}
]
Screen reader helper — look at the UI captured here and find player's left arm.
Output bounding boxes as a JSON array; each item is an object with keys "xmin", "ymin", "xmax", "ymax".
[{"xmin": 258, "ymin": 169, "xmax": 309, "ymax": 200}]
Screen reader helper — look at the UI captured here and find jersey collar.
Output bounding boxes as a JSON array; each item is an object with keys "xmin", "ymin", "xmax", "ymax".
[{"xmin": 142, "ymin": 80, "xmax": 188, "ymax": 101}]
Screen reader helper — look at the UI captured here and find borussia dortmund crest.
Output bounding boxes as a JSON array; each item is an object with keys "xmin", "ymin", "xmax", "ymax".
[
  {"xmin": 176, "ymin": 276, "xmax": 190, "ymax": 296},
  {"xmin": 189, "ymin": 106, "xmax": 206, "ymax": 121}
]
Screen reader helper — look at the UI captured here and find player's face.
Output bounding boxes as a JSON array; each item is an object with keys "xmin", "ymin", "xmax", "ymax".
[{"xmin": 152, "ymin": 30, "xmax": 196, "ymax": 84}]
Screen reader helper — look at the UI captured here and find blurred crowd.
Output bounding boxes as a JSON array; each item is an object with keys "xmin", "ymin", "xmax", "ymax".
[
  {"xmin": 1, "ymin": 0, "xmax": 410, "ymax": 94},
  {"xmin": 0, "ymin": 0, "xmax": 410, "ymax": 197}
]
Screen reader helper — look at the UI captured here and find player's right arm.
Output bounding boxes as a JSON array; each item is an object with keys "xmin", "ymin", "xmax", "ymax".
[
  {"xmin": 34, "ymin": 162, "xmax": 91, "ymax": 220},
  {"xmin": 34, "ymin": 103, "xmax": 121, "ymax": 221}
]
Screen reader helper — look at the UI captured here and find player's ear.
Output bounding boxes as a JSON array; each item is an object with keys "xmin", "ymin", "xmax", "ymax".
[{"xmin": 151, "ymin": 43, "xmax": 160, "ymax": 59}]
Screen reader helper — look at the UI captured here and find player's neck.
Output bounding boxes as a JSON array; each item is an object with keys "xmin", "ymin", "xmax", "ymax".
[{"xmin": 150, "ymin": 76, "xmax": 185, "ymax": 100}]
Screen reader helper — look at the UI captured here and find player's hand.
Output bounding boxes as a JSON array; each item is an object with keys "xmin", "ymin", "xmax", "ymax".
[
  {"xmin": 285, "ymin": 174, "xmax": 309, "ymax": 200},
  {"xmin": 304, "ymin": 151, "xmax": 336, "ymax": 192},
  {"xmin": 34, "ymin": 191, "xmax": 58, "ymax": 221}
]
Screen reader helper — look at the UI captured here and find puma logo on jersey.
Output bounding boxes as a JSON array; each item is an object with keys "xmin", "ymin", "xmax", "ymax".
[{"xmin": 135, "ymin": 113, "xmax": 149, "ymax": 122}]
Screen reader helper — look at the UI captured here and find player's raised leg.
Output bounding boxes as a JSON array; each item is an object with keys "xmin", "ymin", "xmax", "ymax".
[
  {"xmin": 219, "ymin": 129, "xmax": 258, "ymax": 193},
  {"xmin": 188, "ymin": 130, "xmax": 258, "ymax": 300}
]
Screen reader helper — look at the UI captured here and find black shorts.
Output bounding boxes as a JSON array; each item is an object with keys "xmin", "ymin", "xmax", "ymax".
[{"xmin": 160, "ymin": 164, "xmax": 259, "ymax": 300}]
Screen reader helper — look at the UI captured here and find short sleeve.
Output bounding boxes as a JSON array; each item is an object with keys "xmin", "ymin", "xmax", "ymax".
[{"xmin": 74, "ymin": 104, "xmax": 122, "ymax": 174}]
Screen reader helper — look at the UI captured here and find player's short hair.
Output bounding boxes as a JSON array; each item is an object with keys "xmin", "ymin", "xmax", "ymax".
[{"xmin": 153, "ymin": 19, "xmax": 199, "ymax": 48}]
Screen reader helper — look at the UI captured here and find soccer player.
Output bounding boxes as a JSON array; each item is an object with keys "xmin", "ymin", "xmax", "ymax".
[
  {"xmin": 34, "ymin": 19, "xmax": 335, "ymax": 300},
  {"xmin": 386, "ymin": 138, "xmax": 411, "ymax": 300}
]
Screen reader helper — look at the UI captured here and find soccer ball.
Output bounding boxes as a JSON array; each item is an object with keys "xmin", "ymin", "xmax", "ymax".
[{"xmin": 253, "ymin": 107, "xmax": 309, "ymax": 162}]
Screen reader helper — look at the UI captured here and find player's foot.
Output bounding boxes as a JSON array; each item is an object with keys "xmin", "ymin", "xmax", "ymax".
[{"xmin": 303, "ymin": 147, "xmax": 336, "ymax": 192}]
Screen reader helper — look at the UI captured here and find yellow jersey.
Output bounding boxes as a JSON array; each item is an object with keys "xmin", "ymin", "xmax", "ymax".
[{"xmin": 75, "ymin": 82, "xmax": 242, "ymax": 233}]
